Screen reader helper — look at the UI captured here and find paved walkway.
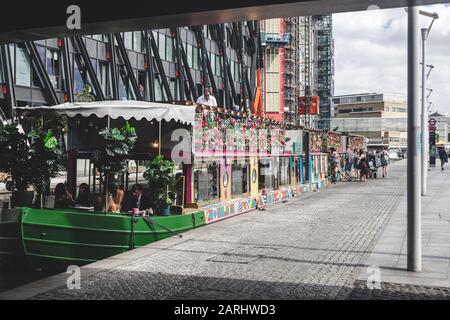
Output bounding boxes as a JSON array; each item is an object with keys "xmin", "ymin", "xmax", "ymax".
[{"xmin": 1, "ymin": 160, "xmax": 450, "ymax": 300}]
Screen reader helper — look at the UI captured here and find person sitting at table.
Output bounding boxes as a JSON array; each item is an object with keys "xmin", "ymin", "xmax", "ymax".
[
  {"xmin": 76, "ymin": 183, "xmax": 93, "ymax": 207},
  {"xmin": 54, "ymin": 183, "xmax": 75, "ymax": 209},
  {"xmin": 122, "ymin": 184, "xmax": 151, "ymax": 212},
  {"xmin": 107, "ymin": 185, "xmax": 124, "ymax": 213}
]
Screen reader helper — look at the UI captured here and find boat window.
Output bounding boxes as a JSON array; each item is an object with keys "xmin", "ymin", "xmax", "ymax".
[
  {"xmin": 231, "ymin": 163, "xmax": 249, "ymax": 198},
  {"xmin": 258, "ymin": 159, "xmax": 274, "ymax": 191},
  {"xmin": 194, "ymin": 162, "xmax": 219, "ymax": 204},
  {"xmin": 279, "ymin": 157, "xmax": 291, "ymax": 186}
]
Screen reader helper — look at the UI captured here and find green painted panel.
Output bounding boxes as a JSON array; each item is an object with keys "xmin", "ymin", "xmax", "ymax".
[{"xmin": 20, "ymin": 208, "xmax": 205, "ymax": 269}]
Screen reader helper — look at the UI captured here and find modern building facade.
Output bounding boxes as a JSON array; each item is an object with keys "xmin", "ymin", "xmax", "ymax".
[
  {"xmin": 0, "ymin": 23, "xmax": 262, "ymax": 120},
  {"xmin": 331, "ymin": 93, "xmax": 408, "ymax": 149}
]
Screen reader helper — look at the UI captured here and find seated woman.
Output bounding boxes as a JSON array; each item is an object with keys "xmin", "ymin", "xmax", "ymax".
[
  {"xmin": 76, "ymin": 183, "xmax": 93, "ymax": 207},
  {"xmin": 107, "ymin": 185, "xmax": 124, "ymax": 213},
  {"xmin": 54, "ymin": 183, "xmax": 75, "ymax": 209}
]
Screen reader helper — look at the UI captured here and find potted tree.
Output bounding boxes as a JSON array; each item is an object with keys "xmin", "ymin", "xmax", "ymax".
[
  {"xmin": 29, "ymin": 128, "xmax": 65, "ymax": 209},
  {"xmin": 0, "ymin": 123, "xmax": 35, "ymax": 207},
  {"xmin": 143, "ymin": 155, "xmax": 176, "ymax": 216},
  {"xmin": 91, "ymin": 121, "xmax": 137, "ymax": 212}
]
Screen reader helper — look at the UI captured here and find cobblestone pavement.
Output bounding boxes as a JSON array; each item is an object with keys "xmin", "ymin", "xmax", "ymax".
[
  {"xmin": 348, "ymin": 280, "xmax": 450, "ymax": 300},
  {"xmin": 25, "ymin": 161, "xmax": 410, "ymax": 300}
]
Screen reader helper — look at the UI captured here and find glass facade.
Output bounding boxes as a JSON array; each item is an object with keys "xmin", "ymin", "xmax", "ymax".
[{"xmin": 1, "ymin": 24, "xmax": 255, "ymax": 115}]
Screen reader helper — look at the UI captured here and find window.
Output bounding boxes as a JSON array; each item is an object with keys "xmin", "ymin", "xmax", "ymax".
[
  {"xmin": 169, "ymin": 78, "xmax": 177, "ymax": 100},
  {"xmin": 216, "ymin": 55, "xmax": 222, "ymax": 76},
  {"xmin": 15, "ymin": 46, "xmax": 31, "ymax": 86},
  {"xmin": 193, "ymin": 46, "xmax": 200, "ymax": 70},
  {"xmin": 138, "ymin": 71, "xmax": 146, "ymax": 98},
  {"xmin": 154, "ymin": 76, "xmax": 164, "ymax": 101},
  {"xmin": 194, "ymin": 162, "xmax": 219, "ymax": 203},
  {"xmin": 231, "ymin": 163, "xmax": 249, "ymax": 197},
  {"xmin": 187, "ymin": 45, "xmax": 193, "ymax": 68},
  {"xmin": 259, "ymin": 159, "xmax": 274, "ymax": 190},
  {"xmin": 99, "ymin": 62, "xmax": 108, "ymax": 96},
  {"xmin": 279, "ymin": 158, "xmax": 291, "ymax": 186},
  {"xmin": 158, "ymin": 34, "xmax": 166, "ymax": 60},
  {"xmin": 74, "ymin": 65, "xmax": 84, "ymax": 93},
  {"xmin": 133, "ymin": 32, "xmax": 143, "ymax": 52},
  {"xmin": 46, "ymin": 49, "xmax": 61, "ymax": 89},
  {"xmin": 123, "ymin": 32, "xmax": 133, "ymax": 50},
  {"xmin": 166, "ymin": 36, "xmax": 174, "ymax": 62}
]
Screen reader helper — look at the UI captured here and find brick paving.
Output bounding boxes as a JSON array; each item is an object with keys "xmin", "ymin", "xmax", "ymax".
[{"xmin": 28, "ymin": 162, "xmax": 408, "ymax": 300}]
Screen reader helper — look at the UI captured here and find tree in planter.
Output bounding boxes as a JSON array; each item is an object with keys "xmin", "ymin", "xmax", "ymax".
[
  {"xmin": 0, "ymin": 123, "xmax": 35, "ymax": 206},
  {"xmin": 29, "ymin": 128, "xmax": 65, "ymax": 208},
  {"xmin": 91, "ymin": 121, "xmax": 137, "ymax": 211},
  {"xmin": 143, "ymin": 155, "xmax": 176, "ymax": 215}
]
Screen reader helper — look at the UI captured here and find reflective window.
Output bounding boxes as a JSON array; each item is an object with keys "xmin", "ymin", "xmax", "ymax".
[
  {"xmin": 194, "ymin": 162, "xmax": 219, "ymax": 203},
  {"xmin": 158, "ymin": 34, "xmax": 166, "ymax": 60},
  {"xmin": 231, "ymin": 163, "xmax": 249, "ymax": 197},
  {"xmin": 123, "ymin": 32, "xmax": 133, "ymax": 50},
  {"xmin": 15, "ymin": 46, "xmax": 31, "ymax": 86},
  {"xmin": 133, "ymin": 32, "xmax": 142, "ymax": 52},
  {"xmin": 166, "ymin": 36, "xmax": 174, "ymax": 62}
]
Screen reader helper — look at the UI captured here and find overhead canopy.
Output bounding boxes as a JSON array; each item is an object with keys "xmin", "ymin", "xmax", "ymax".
[
  {"xmin": 1, "ymin": 0, "xmax": 447, "ymax": 43},
  {"xmin": 14, "ymin": 101, "xmax": 196, "ymax": 125}
]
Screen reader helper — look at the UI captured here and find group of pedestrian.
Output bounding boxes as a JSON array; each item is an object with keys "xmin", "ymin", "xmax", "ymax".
[{"xmin": 332, "ymin": 146, "xmax": 390, "ymax": 183}]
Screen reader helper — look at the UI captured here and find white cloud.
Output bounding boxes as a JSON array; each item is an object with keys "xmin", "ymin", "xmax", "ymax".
[{"xmin": 333, "ymin": 4, "xmax": 450, "ymax": 114}]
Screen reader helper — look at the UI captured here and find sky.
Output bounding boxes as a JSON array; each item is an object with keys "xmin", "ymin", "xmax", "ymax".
[{"xmin": 333, "ymin": 3, "xmax": 450, "ymax": 114}]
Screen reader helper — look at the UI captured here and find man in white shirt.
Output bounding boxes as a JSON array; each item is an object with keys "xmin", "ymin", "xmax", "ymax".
[{"xmin": 196, "ymin": 87, "xmax": 218, "ymax": 107}]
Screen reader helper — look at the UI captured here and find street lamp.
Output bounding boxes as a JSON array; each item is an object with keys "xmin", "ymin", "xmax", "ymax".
[{"xmin": 419, "ymin": 10, "xmax": 438, "ymax": 197}]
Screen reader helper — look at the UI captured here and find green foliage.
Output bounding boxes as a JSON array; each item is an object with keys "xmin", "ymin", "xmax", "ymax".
[
  {"xmin": 0, "ymin": 123, "xmax": 33, "ymax": 192},
  {"xmin": 143, "ymin": 155, "xmax": 176, "ymax": 209},
  {"xmin": 74, "ymin": 84, "xmax": 96, "ymax": 103},
  {"xmin": 0, "ymin": 123, "xmax": 65, "ymax": 194},
  {"xmin": 92, "ymin": 121, "xmax": 137, "ymax": 182},
  {"xmin": 28, "ymin": 128, "xmax": 65, "ymax": 195}
]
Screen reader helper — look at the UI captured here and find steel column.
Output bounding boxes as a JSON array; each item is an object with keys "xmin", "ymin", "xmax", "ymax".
[
  {"xmin": 170, "ymin": 28, "xmax": 185, "ymax": 101},
  {"xmin": 107, "ymin": 34, "xmax": 119, "ymax": 100},
  {"xmin": 407, "ymin": 6, "xmax": 422, "ymax": 272},
  {"xmin": 143, "ymin": 30, "xmax": 155, "ymax": 101},
  {"xmin": 176, "ymin": 29, "xmax": 197, "ymax": 101},
  {"xmin": 73, "ymin": 36, "xmax": 105, "ymax": 101},
  {"xmin": 114, "ymin": 33, "xmax": 142, "ymax": 101},
  {"xmin": 61, "ymin": 38, "xmax": 74, "ymax": 103},
  {"xmin": 195, "ymin": 27, "xmax": 218, "ymax": 99},
  {"xmin": 25, "ymin": 41, "xmax": 59, "ymax": 105},
  {"xmin": 0, "ymin": 44, "xmax": 16, "ymax": 118},
  {"xmin": 148, "ymin": 31, "xmax": 173, "ymax": 101}
]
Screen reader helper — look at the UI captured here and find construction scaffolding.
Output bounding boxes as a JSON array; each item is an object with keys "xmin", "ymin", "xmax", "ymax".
[
  {"xmin": 300, "ymin": 16, "xmax": 313, "ymax": 128},
  {"xmin": 314, "ymin": 15, "xmax": 335, "ymax": 130},
  {"xmin": 283, "ymin": 17, "xmax": 301, "ymax": 125}
]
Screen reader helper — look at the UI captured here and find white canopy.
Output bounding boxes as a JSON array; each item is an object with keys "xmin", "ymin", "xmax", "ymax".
[{"xmin": 14, "ymin": 100, "xmax": 196, "ymax": 125}]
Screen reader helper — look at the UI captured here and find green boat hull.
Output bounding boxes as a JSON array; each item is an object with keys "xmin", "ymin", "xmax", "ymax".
[{"xmin": 20, "ymin": 208, "xmax": 205, "ymax": 270}]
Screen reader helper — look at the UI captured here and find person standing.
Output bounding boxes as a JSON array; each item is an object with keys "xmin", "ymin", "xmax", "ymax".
[
  {"xmin": 353, "ymin": 148, "xmax": 360, "ymax": 180},
  {"xmin": 381, "ymin": 147, "xmax": 390, "ymax": 178},
  {"xmin": 196, "ymin": 87, "xmax": 218, "ymax": 107},
  {"xmin": 358, "ymin": 150, "xmax": 370, "ymax": 182},
  {"xmin": 344, "ymin": 146, "xmax": 354, "ymax": 176},
  {"xmin": 438, "ymin": 147, "xmax": 448, "ymax": 171}
]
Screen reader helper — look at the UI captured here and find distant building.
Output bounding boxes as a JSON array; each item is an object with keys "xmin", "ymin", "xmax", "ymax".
[{"xmin": 331, "ymin": 93, "xmax": 408, "ymax": 149}]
